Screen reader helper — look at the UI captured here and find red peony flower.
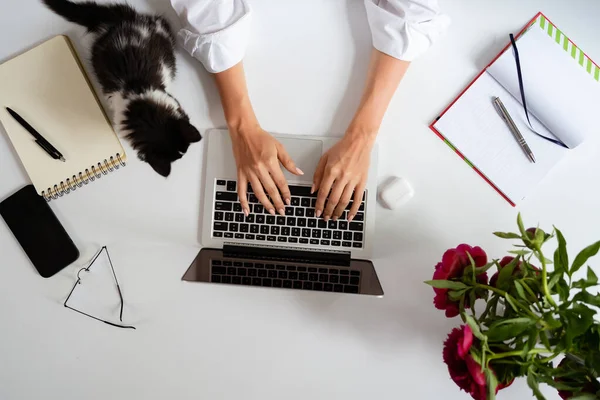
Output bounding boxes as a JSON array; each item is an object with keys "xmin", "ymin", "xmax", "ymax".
[
  {"xmin": 433, "ymin": 244, "xmax": 488, "ymax": 318},
  {"xmin": 443, "ymin": 325, "xmax": 487, "ymax": 400},
  {"xmin": 443, "ymin": 325, "xmax": 513, "ymax": 400},
  {"xmin": 490, "ymin": 256, "xmax": 539, "ymax": 288}
]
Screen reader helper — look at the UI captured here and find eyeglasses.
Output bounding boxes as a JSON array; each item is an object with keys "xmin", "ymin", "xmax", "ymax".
[{"xmin": 64, "ymin": 246, "xmax": 135, "ymax": 330}]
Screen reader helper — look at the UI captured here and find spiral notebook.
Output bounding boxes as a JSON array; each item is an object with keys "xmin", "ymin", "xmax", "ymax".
[
  {"xmin": 0, "ymin": 35, "xmax": 126, "ymax": 201},
  {"xmin": 430, "ymin": 12, "xmax": 600, "ymax": 206}
]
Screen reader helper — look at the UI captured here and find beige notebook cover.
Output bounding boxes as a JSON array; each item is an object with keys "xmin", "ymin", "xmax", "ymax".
[{"xmin": 0, "ymin": 35, "xmax": 126, "ymax": 200}]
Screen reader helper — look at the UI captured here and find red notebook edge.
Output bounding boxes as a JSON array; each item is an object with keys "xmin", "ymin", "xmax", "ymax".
[{"xmin": 428, "ymin": 12, "xmax": 546, "ymax": 207}]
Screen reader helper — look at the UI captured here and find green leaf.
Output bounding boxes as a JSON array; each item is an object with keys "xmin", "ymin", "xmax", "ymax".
[
  {"xmin": 548, "ymin": 273, "xmax": 562, "ymax": 291},
  {"xmin": 517, "ymin": 213, "xmax": 526, "ymax": 237},
  {"xmin": 505, "ymin": 293, "xmax": 520, "ymax": 313},
  {"xmin": 562, "ymin": 304, "xmax": 595, "ymax": 346},
  {"xmin": 553, "ymin": 228, "xmax": 569, "ymax": 276},
  {"xmin": 571, "ymin": 240, "xmax": 600, "ymax": 276},
  {"xmin": 572, "ymin": 291, "xmax": 600, "ymax": 307},
  {"xmin": 508, "ymin": 250, "xmax": 531, "ymax": 256},
  {"xmin": 572, "ymin": 267, "xmax": 599, "ymax": 289},
  {"xmin": 486, "ymin": 317, "xmax": 535, "ymax": 342},
  {"xmin": 542, "ymin": 312, "xmax": 562, "ymax": 329},
  {"xmin": 448, "ymin": 288, "xmax": 468, "ymax": 301},
  {"xmin": 465, "ymin": 314, "xmax": 485, "ymax": 341},
  {"xmin": 513, "ymin": 281, "xmax": 528, "ymax": 301},
  {"xmin": 527, "ymin": 369, "xmax": 546, "ymax": 400},
  {"xmin": 486, "ymin": 369, "xmax": 498, "ymax": 400},
  {"xmin": 556, "ymin": 279, "xmax": 570, "ymax": 303},
  {"xmin": 522, "ymin": 328, "xmax": 538, "ymax": 358},
  {"xmin": 496, "ymin": 256, "xmax": 520, "ymax": 290},
  {"xmin": 535, "ymin": 227, "xmax": 545, "ymax": 244},
  {"xmin": 424, "ymin": 280, "xmax": 468, "ymax": 290},
  {"xmin": 494, "ymin": 231, "xmax": 522, "ymax": 239}
]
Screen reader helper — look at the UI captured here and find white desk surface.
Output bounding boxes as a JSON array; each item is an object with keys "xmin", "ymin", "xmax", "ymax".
[{"xmin": 1, "ymin": 1, "xmax": 599, "ymax": 399}]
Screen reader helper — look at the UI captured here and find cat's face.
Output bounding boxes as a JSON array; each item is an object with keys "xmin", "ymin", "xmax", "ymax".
[{"xmin": 123, "ymin": 96, "xmax": 201, "ymax": 177}]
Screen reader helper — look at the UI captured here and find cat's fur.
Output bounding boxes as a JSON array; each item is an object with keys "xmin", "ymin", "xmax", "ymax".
[{"xmin": 42, "ymin": 0, "xmax": 201, "ymax": 177}]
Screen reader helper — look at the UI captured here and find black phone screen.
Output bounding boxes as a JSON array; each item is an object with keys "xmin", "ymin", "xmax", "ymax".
[{"xmin": 0, "ymin": 185, "xmax": 79, "ymax": 278}]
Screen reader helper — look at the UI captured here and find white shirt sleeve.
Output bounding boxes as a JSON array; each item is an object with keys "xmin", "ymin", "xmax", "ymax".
[
  {"xmin": 364, "ymin": 0, "xmax": 450, "ymax": 61},
  {"xmin": 170, "ymin": 0, "xmax": 252, "ymax": 73}
]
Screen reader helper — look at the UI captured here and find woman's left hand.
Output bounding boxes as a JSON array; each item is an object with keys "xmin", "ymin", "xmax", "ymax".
[{"xmin": 312, "ymin": 130, "xmax": 376, "ymax": 222}]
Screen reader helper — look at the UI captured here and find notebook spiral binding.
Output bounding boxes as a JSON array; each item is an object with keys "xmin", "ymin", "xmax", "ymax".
[{"xmin": 41, "ymin": 153, "xmax": 126, "ymax": 201}]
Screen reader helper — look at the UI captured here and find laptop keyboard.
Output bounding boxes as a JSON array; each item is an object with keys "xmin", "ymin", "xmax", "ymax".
[
  {"xmin": 212, "ymin": 179, "xmax": 366, "ymax": 249},
  {"xmin": 210, "ymin": 259, "xmax": 361, "ymax": 293}
]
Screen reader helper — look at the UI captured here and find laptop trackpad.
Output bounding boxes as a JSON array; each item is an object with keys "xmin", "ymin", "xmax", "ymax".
[{"xmin": 277, "ymin": 138, "xmax": 323, "ymax": 183}]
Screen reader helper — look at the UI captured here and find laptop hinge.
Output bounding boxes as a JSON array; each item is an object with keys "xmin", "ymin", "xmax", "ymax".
[{"xmin": 223, "ymin": 244, "xmax": 351, "ymax": 266}]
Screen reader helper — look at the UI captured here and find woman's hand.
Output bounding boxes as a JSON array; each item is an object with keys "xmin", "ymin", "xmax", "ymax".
[
  {"xmin": 231, "ymin": 124, "xmax": 303, "ymax": 217},
  {"xmin": 312, "ymin": 130, "xmax": 375, "ymax": 222}
]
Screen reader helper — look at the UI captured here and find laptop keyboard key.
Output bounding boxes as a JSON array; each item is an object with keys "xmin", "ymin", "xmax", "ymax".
[
  {"xmin": 334, "ymin": 284, "xmax": 343, "ymax": 292},
  {"xmin": 333, "ymin": 231, "xmax": 342, "ymax": 240},
  {"xmin": 331, "ymin": 240, "xmax": 341, "ymax": 246},
  {"xmin": 289, "ymin": 272, "xmax": 298, "ymax": 280},
  {"xmin": 214, "ymin": 222, "xmax": 228, "ymax": 231},
  {"xmin": 338, "ymin": 221, "xmax": 348, "ymax": 230},
  {"xmin": 233, "ymin": 203, "xmax": 242, "ymax": 212},
  {"xmin": 349, "ymin": 222, "xmax": 364, "ymax": 231},
  {"xmin": 235, "ymin": 213, "xmax": 244, "ymax": 222},
  {"xmin": 350, "ymin": 276, "xmax": 360, "ymax": 285},
  {"xmin": 303, "ymin": 282, "xmax": 313, "ymax": 290},
  {"xmin": 277, "ymin": 237, "xmax": 287, "ymax": 243},
  {"xmin": 323, "ymin": 230, "xmax": 332, "ymax": 239},
  {"xmin": 216, "ymin": 192, "xmax": 237, "ymax": 201},
  {"xmin": 222, "ymin": 276, "xmax": 232, "ymax": 284},
  {"xmin": 328, "ymin": 220, "xmax": 337, "ymax": 229},
  {"xmin": 283, "ymin": 280, "xmax": 293, "ymax": 288},
  {"xmin": 297, "ymin": 218, "xmax": 307, "ymax": 227},
  {"xmin": 344, "ymin": 285, "xmax": 359, "ymax": 293},
  {"xmin": 258, "ymin": 270, "xmax": 267, "ymax": 278},
  {"xmin": 273, "ymin": 279, "xmax": 283, "ymax": 288},
  {"xmin": 285, "ymin": 207, "xmax": 294, "ymax": 216},
  {"xmin": 324, "ymin": 283, "xmax": 333, "ymax": 292},
  {"xmin": 229, "ymin": 223, "xmax": 238, "ymax": 232},
  {"xmin": 287, "ymin": 217, "xmax": 296, "ymax": 226},
  {"xmin": 260, "ymin": 226, "xmax": 269, "ymax": 234},
  {"xmin": 235, "ymin": 233, "xmax": 244, "ymax": 239},
  {"xmin": 225, "ymin": 213, "xmax": 234, "ymax": 222},
  {"xmin": 226, "ymin": 181, "xmax": 236, "ymax": 192},
  {"xmin": 320, "ymin": 240, "xmax": 330, "ymax": 246},
  {"xmin": 313, "ymin": 282, "xmax": 323, "ymax": 291},
  {"xmin": 301, "ymin": 198, "xmax": 311, "ymax": 207},
  {"xmin": 343, "ymin": 232, "xmax": 352, "ymax": 240},
  {"xmin": 256, "ymin": 235, "xmax": 266, "ymax": 241},
  {"xmin": 267, "ymin": 216, "xmax": 275, "ymax": 224},
  {"xmin": 295, "ymin": 208, "xmax": 304, "ymax": 217},
  {"xmin": 216, "ymin": 179, "xmax": 226, "ymax": 186},
  {"xmin": 291, "ymin": 197, "xmax": 300, "ymax": 206},
  {"xmin": 293, "ymin": 281, "xmax": 302, "ymax": 289},
  {"xmin": 306, "ymin": 208, "xmax": 315, "ymax": 218},
  {"xmin": 330, "ymin": 275, "xmax": 339, "ymax": 283},
  {"xmin": 311, "ymin": 229, "xmax": 321, "ymax": 238},
  {"xmin": 224, "ymin": 233, "xmax": 234, "ymax": 238},
  {"xmin": 310, "ymin": 239, "xmax": 319, "ymax": 245},
  {"xmin": 267, "ymin": 236, "xmax": 276, "ymax": 241},
  {"xmin": 299, "ymin": 238, "xmax": 309, "ymax": 244},
  {"xmin": 354, "ymin": 232, "xmax": 363, "ymax": 241},
  {"xmin": 214, "ymin": 232, "xmax": 223, "ymax": 237},
  {"xmin": 271, "ymin": 226, "xmax": 280, "ymax": 235},
  {"xmin": 254, "ymin": 204, "xmax": 263, "ymax": 213},
  {"xmin": 302, "ymin": 228, "xmax": 311, "ymax": 237},
  {"xmin": 214, "ymin": 211, "xmax": 224, "ymax": 221},
  {"xmin": 342, "ymin": 241, "xmax": 352, "ymax": 247},
  {"xmin": 277, "ymin": 216, "xmax": 286, "ymax": 225},
  {"xmin": 354, "ymin": 212, "xmax": 364, "ymax": 221},
  {"xmin": 353, "ymin": 242, "xmax": 362, "ymax": 248},
  {"xmin": 245, "ymin": 214, "xmax": 254, "ymax": 223},
  {"xmin": 318, "ymin": 220, "xmax": 327, "ymax": 228},
  {"xmin": 291, "ymin": 228, "xmax": 301, "ymax": 236}
]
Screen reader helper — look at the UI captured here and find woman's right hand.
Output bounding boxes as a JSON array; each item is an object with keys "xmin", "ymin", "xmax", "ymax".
[{"xmin": 231, "ymin": 124, "xmax": 304, "ymax": 217}]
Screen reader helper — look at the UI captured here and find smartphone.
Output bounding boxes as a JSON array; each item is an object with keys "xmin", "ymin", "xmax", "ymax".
[{"xmin": 0, "ymin": 185, "xmax": 79, "ymax": 278}]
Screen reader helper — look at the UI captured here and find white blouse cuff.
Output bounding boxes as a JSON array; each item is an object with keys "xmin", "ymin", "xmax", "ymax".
[
  {"xmin": 177, "ymin": 10, "xmax": 252, "ymax": 74},
  {"xmin": 365, "ymin": 0, "xmax": 450, "ymax": 61}
]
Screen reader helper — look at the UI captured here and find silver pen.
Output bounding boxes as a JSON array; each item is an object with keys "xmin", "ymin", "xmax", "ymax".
[{"xmin": 492, "ymin": 97, "xmax": 536, "ymax": 163}]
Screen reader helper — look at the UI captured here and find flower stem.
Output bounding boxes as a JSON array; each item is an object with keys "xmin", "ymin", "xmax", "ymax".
[
  {"xmin": 537, "ymin": 248, "xmax": 557, "ymax": 308},
  {"xmin": 488, "ymin": 348, "xmax": 549, "ymax": 361}
]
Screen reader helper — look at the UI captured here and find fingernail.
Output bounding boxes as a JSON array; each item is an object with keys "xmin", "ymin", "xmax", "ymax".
[
  {"xmin": 324, "ymin": 215, "xmax": 330, "ymax": 222},
  {"xmin": 348, "ymin": 214, "xmax": 354, "ymax": 222},
  {"xmin": 310, "ymin": 184, "xmax": 315, "ymax": 194},
  {"xmin": 296, "ymin": 168, "xmax": 304, "ymax": 175},
  {"xmin": 244, "ymin": 208, "xmax": 249, "ymax": 217},
  {"xmin": 285, "ymin": 198, "xmax": 291, "ymax": 206},
  {"xmin": 278, "ymin": 208, "xmax": 285, "ymax": 216},
  {"xmin": 332, "ymin": 216, "xmax": 338, "ymax": 221},
  {"xmin": 269, "ymin": 209, "xmax": 275, "ymax": 216},
  {"xmin": 316, "ymin": 210, "xmax": 322, "ymax": 218}
]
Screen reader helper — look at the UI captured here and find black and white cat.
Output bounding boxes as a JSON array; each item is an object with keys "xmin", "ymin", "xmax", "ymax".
[{"xmin": 42, "ymin": 0, "xmax": 201, "ymax": 177}]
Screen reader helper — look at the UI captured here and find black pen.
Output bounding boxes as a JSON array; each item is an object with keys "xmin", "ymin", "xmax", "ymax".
[{"xmin": 5, "ymin": 107, "xmax": 66, "ymax": 162}]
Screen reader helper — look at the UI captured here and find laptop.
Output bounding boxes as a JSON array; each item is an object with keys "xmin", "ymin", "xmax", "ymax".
[{"xmin": 182, "ymin": 129, "xmax": 384, "ymax": 296}]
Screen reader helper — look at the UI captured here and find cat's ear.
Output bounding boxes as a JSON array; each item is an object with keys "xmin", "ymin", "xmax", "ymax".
[
  {"xmin": 146, "ymin": 154, "xmax": 172, "ymax": 177},
  {"xmin": 180, "ymin": 121, "xmax": 201, "ymax": 143}
]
